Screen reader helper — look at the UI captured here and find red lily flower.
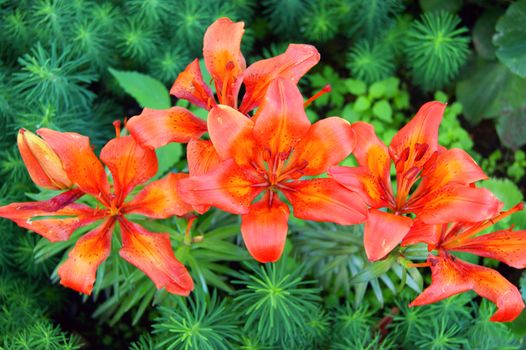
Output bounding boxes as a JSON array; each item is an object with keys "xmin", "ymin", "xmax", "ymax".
[
  {"xmin": 329, "ymin": 102, "xmax": 502, "ymax": 261},
  {"xmin": 0, "ymin": 127, "xmax": 194, "ymax": 295},
  {"xmin": 401, "ymin": 203, "xmax": 526, "ymax": 322},
  {"xmin": 126, "ymin": 17, "xmax": 320, "ymax": 150},
  {"xmin": 178, "ymin": 78, "xmax": 368, "ymax": 263}
]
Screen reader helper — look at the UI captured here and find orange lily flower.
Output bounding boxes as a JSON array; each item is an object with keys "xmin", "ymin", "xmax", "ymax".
[
  {"xmin": 401, "ymin": 203, "xmax": 526, "ymax": 322},
  {"xmin": 0, "ymin": 127, "xmax": 194, "ymax": 296},
  {"xmin": 126, "ymin": 17, "xmax": 320, "ymax": 149},
  {"xmin": 329, "ymin": 102, "xmax": 502, "ymax": 261},
  {"xmin": 178, "ymin": 78, "xmax": 368, "ymax": 263}
]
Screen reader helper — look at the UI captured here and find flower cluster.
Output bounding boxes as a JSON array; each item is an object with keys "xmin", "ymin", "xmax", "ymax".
[{"xmin": 1, "ymin": 17, "xmax": 525, "ymax": 322}]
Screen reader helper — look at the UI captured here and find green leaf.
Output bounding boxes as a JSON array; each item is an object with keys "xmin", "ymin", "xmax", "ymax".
[
  {"xmin": 155, "ymin": 143, "xmax": 183, "ymax": 178},
  {"xmin": 108, "ymin": 68, "xmax": 170, "ymax": 109},
  {"xmin": 372, "ymin": 99, "xmax": 392, "ymax": 122},
  {"xmin": 494, "ymin": 0, "xmax": 526, "ymax": 78},
  {"xmin": 353, "ymin": 96, "xmax": 371, "ymax": 112},
  {"xmin": 479, "ymin": 178, "xmax": 523, "ymax": 210},
  {"xmin": 349, "ymin": 256, "xmax": 395, "ymax": 284},
  {"xmin": 369, "ymin": 81, "xmax": 385, "ymax": 99},
  {"xmin": 419, "ymin": 0, "xmax": 462, "ymax": 13},
  {"xmin": 496, "ymin": 104, "xmax": 526, "ymax": 150},
  {"xmin": 473, "ymin": 10, "xmax": 501, "ymax": 60},
  {"xmin": 346, "ymin": 79, "xmax": 367, "ymax": 95}
]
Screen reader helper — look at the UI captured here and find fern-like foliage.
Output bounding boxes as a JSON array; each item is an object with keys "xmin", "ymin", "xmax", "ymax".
[
  {"xmin": 170, "ymin": 0, "xmax": 209, "ymax": 56},
  {"xmin": 153, "ymin": 291, "xmax": 241, "ymax": 350},
  {"xmin": 2, "ymin": 321, "xmax": 84, "ymax": 350},
  {"xmin": 125, "ymin": 0, "xmax": 172, "ymax": 25},
  {"xmin": 262, "ymin": 0, "xmax": 311, "ymax": 37},
  {"xmin": 404, "ymin": 11, "xmax": 470, "ymax": 91},
  {"xmin": 117, "ymin": 18, "xmax": 159, "ymax": 64},
  {"xmin": 29, "ymin": 0, "xmax": 74, "ymax": 41},
  {"xmin": 342, "ymin": 0, "xmax": 404, "ymax": 39},
  {"xmin": 148, "ymin": 47, "xmax": 190, "ymax": 85},
  {"xmin": 69, "ymin": 18, "xmax": 115, "ymax": 70},
  {"xmin": 301, "ymin": 0, "xmax": 339, "ymax": 42},
  {"xmin": 347, "ymin": 39, "xmax": 395, "ymax": 83},
  {"xmin": 13, "ymin": 43, "xmax": 97, "ymax": 110},
  {"xmin": 233, "ymin": 258, "xmax": 321, "ymax": 348},
  {"xmin": 1, "ymin": 7, "xmax": 33, "ymax": 57}
]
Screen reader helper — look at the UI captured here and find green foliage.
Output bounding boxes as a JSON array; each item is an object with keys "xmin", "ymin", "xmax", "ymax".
[
  {"xmin": 117, "ymin": 18, "xmax": 159, "ymax": 63},
  {"xmin": 301, "ymin": 0, "xmax": 339, "ymax": 42},
  {"xmin": 472, "ymin": 10, "xmax": 501, "ymax": 60},
  {"xmin": 494, "ymin": 0, "xmax": 526, "ymax": 78},
  {"xmin": 125, "ymin": 0, "xmax": 172, "ymax": 25},
  {"xmin": 405, "ymin": 12, "xmax": 469, "ymax": 91},
  {"xmin": 148, "ymin": 47, "xmax": 190, "ymax": 85},
  {"xmin": 479, "ymin": 178, "xmax": 526, "ymax": 230},
  {"xmin": 29, "ymin": 0, "xmax": 74, "ymax": 41},
  {"xmin": 263, "ymin": 0, "xmax": 310, "ymax": 37},
  {"xmin": 343, "ymin": 0, "xmax": 405, "ymax": 39},
  {"xmin": 2, "ymin": 321, "xmax": 84, "ymax": 350},
  {"xmin": 14, "ymin": 43, "xmax": 97, "ymax": 110},
  {"xmin": 507, "ymin": 150, "xmax": 526, "ymax": 183},
  {"xmin": 170, "ymin": 0, "xmax": 209, "ymax": 56},
  {"xmin": 69, "ymin": 18, "xmax": 115, "ymax": 70},
  {"xmin": 434, "ymin": 91, "xmax": 473, "ymax": 151},
  {"xmin": 153, "ymin": 291, "xmax": 240, "ymax": 350},
  {"xmin": 347, "ymin": 40, "xmax": 395, "ymax": 84},
  {"xmin": 109, "ymin": 68, "xmax": 171, "ymax": 109},
  {"xmin": 233, "ymin": 258, "xmax": 321, "ymax": 348}
]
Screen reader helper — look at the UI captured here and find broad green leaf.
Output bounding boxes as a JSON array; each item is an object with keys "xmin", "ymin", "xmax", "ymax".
[
  {"xmin": 479, "ymin": 178, "xmax": 523, "ymax": 210},
  {"xmin": 496, "ymin": 104, "xmax": 526, "ymax": 150},
  {"xmin": 109, "ymin": 68, "xmax": 170, "ymax": 109},
  {"xmin": 155, "ymin": 143, "xmax": 183, "ymax": 178},
  {"xmin": 346, "ymin": 79, "xmax": 367, "ymax": 95},
  {"xmin": 369, "ymin": 81, "xmax": 385, "ymax": 99},
  {"xmin": 372, "ymin": 99, "xmax": 392, "ymax": 122},
  {"xmin": 353, "ymin": 96, "xmax": 371, "ymax": 112},
  {"xmin": 494, "ymin": 0, "xmax": 526, "ymax": 78},
  {"xmin": 473, "ymin": 10, "xmax": 501, "ymax": 60}
]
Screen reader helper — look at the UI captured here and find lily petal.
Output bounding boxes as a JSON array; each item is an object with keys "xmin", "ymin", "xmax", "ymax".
[
  {"xmin": 127, "ymin": 107, "xmax": 207, "ymax": 149},
  {"xmin": 241, "ymin": 194, "xmax": 290, "ymax": 263},
  {"xmin": 123, "ymin": 173, "xmax": 194, "ymax": 218},
  {"xmin": 0, "ymin": 201, "xmax": 103, "ymax": 242},
  {"xmin": 119, "ymin": 218, "xmax": 194, "ymax": 296},
  {"xmin": 57, "ymin": 218, "xmax": 114, "ymax": 295},
  {"xmin": 171, "ymin": 59, "xmax": 215, "ymax": 110},
  {"xmin": 18, "ymin": 129, "xmax": 72, "ymax": 190},
  {"xmin": 389, "ymin": 101, "xmax": 446, "ymax": 172},
  {"xmin": 37, "ymin": 128, "xmax": 110, "ymax": 203},
  {"xmin": 187, "ymin": 139, "xmax": 222, "ymax": 176},
  {"xmin": 445, "ymin": 230, "xmax": 526, "ymax": 269},
  {"xmin": 282, "ymin": 178, "xmax": 367, "ymax": 225},
  {"xmin": 252, "ymin": 78, "xmax": 310, "ymax": 157},
  {"xmin": 289, "ymin": 117, "xmax": 355, "ymax": 176},
  {"xmin": 240, "ymin": 44, "xmax": 320, "ymax": 113},
  {"xmin": 329, "ymin": 166, "xmax": 387, "ymax": 208},
  {"xmin": 410, "ymin": 255, "xmax": 525, "ymax": 322},
  {"xmin": 401, "ymin": 221, "xmax": 441, "ymax": 248},
  {"xmin": 413, "ymin": 184, "xmax": 503, "ymax": 224},
  {"xmin": 208, "ymin": 105, "xmax": 257, "ymax": 166},
  {"xmin": 203, "ymin": 17, "xmax": 246, "ymax": 107},
  {"xmin": 178, "ymin": 159, "xmax": 262, "ymax": 214},
  {"xmin": 364, "ymin": 209, "xmax": 413, "ymax": 261}
]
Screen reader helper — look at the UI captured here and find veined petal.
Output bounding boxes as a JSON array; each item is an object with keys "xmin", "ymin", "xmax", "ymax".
[
  {"xmin": 208, "ymin": 105, "xmax": 257, "ymax": 166},
  {"xmin": 119, "ymin": 218, "xmax": 194, "ymax": 296},
  {"xmin": 252, "ymin": 78, "xmax": 310, "ymax": 157},
  {"xmin": 329, "ymin": 166, "xmax": 387, "ymax": 208},
  {"xmin": 203, "ymin": 17, "xmax": 246, "ymax": 107},
  {"xmin": 178, "ymin": 159, "xmax": 262, "ymax": 214},
  {"xmin": 18, "ymin": 129, "xmax": 72, "ymax": 190},
  {"xmin": 413, "ymin": 184, "xmax": 503, "ymax": 224},
  {"xmin": 241, "ymin": 195, "xmax": 289, "ymax": 263},
  {"xmin": 240, "ymin": 44, "xmax": 320, "ymax": 113},
  {"xmin": 288, "ymin": 117, "xmax": 355, "ymax": 176},
  {"xmin": 123, "ymin": 173, "xmax": 194, "ymax": 218},
  {"xmin": 282, "ymin": 178, "xmax": 367, "ymax": 225},
  {"xmin": 127, "ymin": 107, "xmax": 207, "ymax": 149},
  {"xmin": 364, "ymin": 209, "xmax": 413, "ymax": 261},
  {"xmin": 389, "ymin": 101, "xmax": 446, "ymax": 172},
  {"xmin": 401, "ymin": 221, "xmax": 441, "ymax": 248},
  {"xmin": 187, "ymin": 139, "xmax": 222, "ymax": 176},
  {"xmin": 100, "ymin": 136, "xmax": 157, "ymax": 203},
  {"xmin": 57, "ymin": 218, "xmax": 114, "ymax": 295},
  {"xmin": 413, "ymin": 148, "xmax": 488, "ymax": 200},
  {"xmin": 410, "ymin": 255, "xmax": 524, "ymax": 322},
  {"xmin": 170, "ymin": 59, "xmax": 215, "ymax": 110},
  {"xmin": 445, "ymin": 230, "xmax": 526, "ymax": 269},
  {"xmin": 0, "ymin": 201, "xmax": 103, "ymax": 242},
  {"xmin": 37, "ymin": 128, "xmax": 110, "ymax": 203}
]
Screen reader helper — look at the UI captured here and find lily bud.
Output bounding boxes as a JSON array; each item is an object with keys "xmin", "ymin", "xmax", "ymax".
[{"xmin": 17, "ymin": 128, "xmax": 72, "ymax": 190}]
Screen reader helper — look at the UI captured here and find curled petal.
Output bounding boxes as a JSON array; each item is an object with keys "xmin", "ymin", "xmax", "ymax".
[
  {"xmin": 178, "ymin": 159, "xmax": 262, "ymax": 214},
  {"xmin": 123, "ymin": 173, "xmax": 194, "ymax": 218},
  {"xmin": 208, "ymin": 105, "xmax": 257, "ymax": 166},
  {"xmin": 282, "ymin": 178, "xmax": 367, "ymax": 225},
  {"xmin": 171, "ymin": 59, "xmax": 215, "ymax": 110},
  {"xmin": 329, "ymin": 166, "xmax": 387, "ymax": 208},
  {"xmin": 389, "ymin": 101, "xmax": 446, "ymax": 172},
  {"xmin": 37, "ymin": 128, "xmax": 110, "ymax": 203},
  {"xmin": 127, "ymin": 107, "xmax": 207, "ymax": 149},
  {"xmin": 0, "ymin": 201, "xmax": 103, "ymax": 242},
  {"xmin": 18, "ymin": 128, "xmax": 72, "ymax": 190},
  {"xmin": 57, "ymin": 219, "xmax": 114, "ymax": 295},
  {"xmin": 203, "ymin": 17, "xmax": 246, "ymax": 107},
  {"xmin": 119, "ymin": 219, "xmax": 194, "ymax": 296},
  {"xmin": 445, "ymin": 230, "xmax": 526, "ymax": 269},
  {"xmin": 413, "ymin": 184, "xmax": 503, "ymax": 224},
  {"xmin": 401, "ymin": 221, "xmax": 441, "ymax": 248},
  {"xmin": 100, "ymin": 136, "xmax": 157, "ymax": 203},
  {"xmin": 252, "ymin": 78, "xmax": 310, "ymax": 157},
  {"xmin": 187, "ymin": 139, "xmax": 222, "ymax": 176},
  {"xmin": 240, "ymin": 44, "xmax": 320, "ymax": 113},
  {"xmin": 364, "ymin": 209, "xmax": 413, "ymax": 261},
  {"xmin": 241, "ymin": 195, "xmax": 290, "ymax": 263},
  {"xmin": 288, "ymin": 117, "xmax": 355, "ymax": 176},
  {"xmin": 410, "ymin": 255, "xmax": 524, "ymax": 322}
]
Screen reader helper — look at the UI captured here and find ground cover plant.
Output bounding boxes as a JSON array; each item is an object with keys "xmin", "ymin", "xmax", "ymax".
[{"xmin": 0, "ymin": 1, "xmax": 526, "ymax": 349}]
